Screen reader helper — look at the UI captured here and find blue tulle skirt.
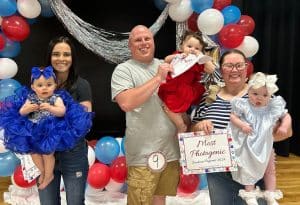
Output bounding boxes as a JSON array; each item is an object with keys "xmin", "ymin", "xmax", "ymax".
[{"xmin": 0, "ymin": 87, "xmax": 94, "ymax": 154}]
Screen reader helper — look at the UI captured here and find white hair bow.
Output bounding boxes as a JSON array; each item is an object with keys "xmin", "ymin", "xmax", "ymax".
[{"xmin": 248, "ymin": 72, "xmax": 279, "ymax": 95}]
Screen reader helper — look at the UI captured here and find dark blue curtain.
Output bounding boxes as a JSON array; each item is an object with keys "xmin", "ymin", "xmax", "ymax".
[{"xmin": 236, "ymin": 0, "xmax": 300, "ymax": 156}]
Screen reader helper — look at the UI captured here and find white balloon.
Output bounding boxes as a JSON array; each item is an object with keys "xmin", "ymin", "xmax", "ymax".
[
  {"xmin": 235, "ymin": 36, "xmax": 259, "ymax": 58},
  {"xmin": 105, "ymin": 178, "xmax": 124, "ymax": 192},
  {"xmin": 165, "ymin": 0, "xmax": 181, "ymax": 3},
  {"xmin": 115, "ymin": 137, "xmax": 124, "ymax": 156},
  {"xmin": 0, "ymin": 140, "xmax": 8, "ymax": 153},
  {"xmin": 85, "ymin": 184, "xmax": 104, "ymax": 194},
  {"xmin": 169, "ymin": 0, "xmax": 193, "ymax": 22},
  {"xmin": 60, "ymin": 176, "xmax": 64, "ymax": 191},
  {"xmin": 197, "ymin": 8, "xmax": 224, "ymax": 35},
  {"xmin": 17, "ymin": 0, "xmax": 41, "ymax": 19},
  {"xmin": 0, "ymin": 58, "xmax": 18, "ymax": 79},
  {"xmin": 87, "ymin": 146, "xmax": 96, "ymax": 167}
]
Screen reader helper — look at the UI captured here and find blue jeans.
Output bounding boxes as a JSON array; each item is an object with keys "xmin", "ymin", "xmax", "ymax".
[
  {"xmin": 207, "ymin": 172, "xmax": 267, "ymax": 205},
  {"xmin": 38, "ymin": 138, "xmax": 88, "ymax": 205}
]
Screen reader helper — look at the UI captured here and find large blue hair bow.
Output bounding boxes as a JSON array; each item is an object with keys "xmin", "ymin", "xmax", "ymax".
[{"xmin": 31, "ymin": 66, "xmax": 56, "ymax": 83}]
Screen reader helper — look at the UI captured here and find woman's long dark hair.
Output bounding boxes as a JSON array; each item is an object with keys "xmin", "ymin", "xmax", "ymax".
[{"xmin": 45, "ymin": 36, "xmax": 78, "ymax": 91}]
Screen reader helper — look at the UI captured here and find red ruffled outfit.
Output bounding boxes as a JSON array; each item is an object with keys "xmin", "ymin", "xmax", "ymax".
[{"xmin": 158, "ymin": 52, "xmax": 205, "ymax": 113}]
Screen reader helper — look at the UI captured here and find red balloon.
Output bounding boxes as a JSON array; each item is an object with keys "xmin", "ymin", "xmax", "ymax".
[
  {"xmin": 110, "ymin": 156, "xmax": 127, "ymax": 183},
  {"xmin": 2, "ymin": 15, "xmax": 30, "ymax": 41},
  {"xmin": 246, "ymin": 60, "xmax": 254, "ymax": 77},
  {"xmin": 0, "ymin": 34, "xmax": 5, "ymax": 50},
  {"xmin": 238, "ymin": 15, "xmax": 255, "ymax": 35},
  {"xmin": 213, "ymin": 0, "xmax": 232, "ymax": 10},
  {"xmin": 178, "ymin": 171, "xmax": 199, "ymax": 194},
  {"xmin": 87, "ymin": 163, "xmax": 110, "ymax": 189},
  {"xmin": 13, "ymin": 165, "xmax": 36, "ymax": 188},
  {"xmin": 218, "ymin": 24, "xmax": 245, "ymax": 48},
  {"xmin": 187, "ymin": 13, "xmax": 199, "ymax": 32}
]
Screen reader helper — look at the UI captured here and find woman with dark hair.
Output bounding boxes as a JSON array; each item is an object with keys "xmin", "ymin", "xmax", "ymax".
[{"xmin": 38, "ymin": 36, "xmax": 93, "ymax": 205}]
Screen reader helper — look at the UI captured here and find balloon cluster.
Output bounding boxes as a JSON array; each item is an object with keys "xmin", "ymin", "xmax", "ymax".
[
  {"xmin": 11, "ymin": 165, "xmax": 36, "ymax": 188},
  {"xmin": 0, "ymin": 146, "xmax": 20, "ymax": 177},
  {"xmin": 0, "ymin": 0, "xmax": 55, "ymax": 99},
  {"xmin": 154, "ymin": 0, "xmax": 258, "ymax": 75},
  {"xmin": 86, "ymin": 136, "xmax": 127, "ymax": 192},
  {"xmin": 177, "ymin": 169, "xmax": 199, "ymax": 194}
]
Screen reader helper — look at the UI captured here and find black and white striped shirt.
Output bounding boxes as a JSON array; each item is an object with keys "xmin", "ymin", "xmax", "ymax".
[{"xmin": 191, "ymin": 94, "xmax": 248, "ymax": 129}]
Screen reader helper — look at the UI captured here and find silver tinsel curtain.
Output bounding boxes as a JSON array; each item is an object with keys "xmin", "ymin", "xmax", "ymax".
[
  {"xmin": 49, "ymin": 0, "xmax": 170, "ymax": 64},
  {"xmin": 49, "ymin": 0, "xmax": 218, "ymax": 64}
]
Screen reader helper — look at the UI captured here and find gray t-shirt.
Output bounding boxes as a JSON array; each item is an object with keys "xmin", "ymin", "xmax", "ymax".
[{"xmin": 111, "ymin": 58, "xmax": 180, "ymax": 166}]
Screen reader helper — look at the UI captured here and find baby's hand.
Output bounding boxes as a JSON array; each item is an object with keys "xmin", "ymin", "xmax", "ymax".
[
  {"xmin": 39, "ymin": 103, "xmax": 51, "ymax": 112},
  {"xmin": 181, "ymin": 53, "xmax": 188, "ymax": 58},
  {"xmin": 27, "ymin": 103, "xmax": 39, "ymax": 112},
  {"xmin": 241, "ymin": 123, "xmax": 252, "ymax": 134}
]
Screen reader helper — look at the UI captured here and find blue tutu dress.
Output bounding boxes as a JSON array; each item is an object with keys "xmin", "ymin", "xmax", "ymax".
[{"xmin": 0, "ymin": 86, "xmax": 93, "ymax": 154}]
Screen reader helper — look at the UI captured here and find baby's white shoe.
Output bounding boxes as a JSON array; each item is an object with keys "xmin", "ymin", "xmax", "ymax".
[
  {"xmin": 239, "ymin": 187, "xmax": 262, "ymax": 205},
  {"xmin": 263, "ymin": 190, "xmax": 283, "ymax": 205}
]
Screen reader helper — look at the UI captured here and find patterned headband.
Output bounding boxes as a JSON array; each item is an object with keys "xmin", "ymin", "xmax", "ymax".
[{"xmin": 31, "ymin": 66, "xmax": 56, "ymax": 84}]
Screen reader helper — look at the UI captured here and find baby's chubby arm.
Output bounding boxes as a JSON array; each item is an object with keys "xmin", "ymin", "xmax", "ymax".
[{"xmin": 19, "ymin": 99, "xmax": 39, "ymax": 116}]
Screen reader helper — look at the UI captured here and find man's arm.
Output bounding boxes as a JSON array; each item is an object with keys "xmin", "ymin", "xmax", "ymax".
[{"xmin": 115, "ymin": 63, "xmax": 172, "ymax": 112}]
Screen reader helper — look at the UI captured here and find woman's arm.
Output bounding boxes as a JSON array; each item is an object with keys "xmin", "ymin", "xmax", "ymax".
[
  {"xmin": 80, "ymin": 101, "xmax": 92, "ymax": 112},
  {"xmin": 273, "ymin": 113, "xmax": 293, "ymax": 142}
]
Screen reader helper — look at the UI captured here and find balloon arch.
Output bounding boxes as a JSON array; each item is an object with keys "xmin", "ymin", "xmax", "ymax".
[{"xmin": 0, "ymin": 0, "xmax": 258, "ymax": 193}]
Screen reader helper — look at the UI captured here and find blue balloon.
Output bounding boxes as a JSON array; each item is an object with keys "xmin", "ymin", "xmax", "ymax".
[
  {"xmin": 0, "ymin": 151, "xmax": 20, "ymax": 176},
  {"xmin": 0, "ymin": 38, "xmax": 21, "ymax": 58},
  {"xmin": 208, "ymin": 34, "xmax": 219, "ymax": 45},
  {"xmin": 0, "ymin": 79, "xmax": 22, "ymax": 100},
  {"xmin": 119, "ymin": 182, "xmax": 128, "ymax": 193},
  {"xmin": 222, "ymin": 5, "xmax": 241, "ymax": 25},
  {"xmin": 198, "ymin": 174, "xmax": 208, "ymax": 189},
  {"xmin": 121, "ymin": 136, "xmax": 126, "ymax": 155},
  {"xmin": 0, "ymin": 0, "xmax": 17, "ymax": 17},
  {"xmin": 191, "ymin": 0, "xmax": 214, "ymax": 14},
  {"xmin": 95, "ymin": 136, "xmax": 120, "ymax": 164},
  {"xmin": 153, "ymin": 0, "xmax": 167, "ymax": 11},
  {"xmin": 220, "ymin": 47, "xmax": 230, "ymax": 56}
]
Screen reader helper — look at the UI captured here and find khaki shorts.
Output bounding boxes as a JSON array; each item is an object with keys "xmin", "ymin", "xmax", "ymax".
[{"xmin": 127, "ymin": 160, "xmax": 180, "ymax": 205}]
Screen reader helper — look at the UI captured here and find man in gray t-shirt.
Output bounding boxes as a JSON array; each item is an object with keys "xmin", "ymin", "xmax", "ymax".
[{"xmin": 111, "ymin": 25, "xmax": 180, "ymax": 205}]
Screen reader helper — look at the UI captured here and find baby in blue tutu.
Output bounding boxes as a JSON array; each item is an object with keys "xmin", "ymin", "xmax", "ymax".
[{"xmin": 0, "ymin": 66, "xmax": 93, "ymax": 189}]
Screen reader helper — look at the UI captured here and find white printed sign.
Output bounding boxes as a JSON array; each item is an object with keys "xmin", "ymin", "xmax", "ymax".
[
  {"xmin": 178, "ymin": 129, "xmax": 237, "ymax": 174},
  {"xmin": 171, "ymin": 53, "xmax": 212, "ymax": 78}
]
